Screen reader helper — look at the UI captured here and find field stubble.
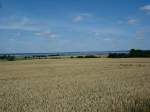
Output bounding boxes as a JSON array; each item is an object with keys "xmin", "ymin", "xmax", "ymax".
[{"xmin": 0, "ymin": 58, "xmax": 150, "ymax": 112}]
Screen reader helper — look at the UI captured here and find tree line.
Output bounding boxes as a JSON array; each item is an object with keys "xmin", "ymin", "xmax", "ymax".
[
  {"xmin": 108, "ymin": 49, "xmax": 150, "ymax": 58},
  {"xmin": 0, "ymin": 55, "xmax": 16, "ymax": 61},
  {"xmin": 0, "ymin": 49, "xmax": 150, "ymax": 61}
]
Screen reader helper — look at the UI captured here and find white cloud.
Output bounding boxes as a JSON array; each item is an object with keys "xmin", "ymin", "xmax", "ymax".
[
  {"xmin": 140, "ymin": 4, "xmax": 150, "ymax": 13},
  {"xmin": 91, "ymin": 28, "xmax": 124, "ymax": 37},
  {"xmin": 127, "ymin": 18, "xmax": 138, "ymax": 24},
  {"xmin": 0, "ymin": 16, "xmax": 44, "ymax": 31},
  {"xmin": 90, "ymin": 28, "xmax": 126, "ymax": 42},
  {"xmin": 73, "ymin": 13, "xmax": 92, "ymax": 22},
  {"xmin": 0, "ymin": 16, "xmax": 59, "ymax": 39},
  {"xmin": 104, "ymin": 38, "xmax": 111, "ymax": 41},
  {"xmin": 136, "ymin": 28, "xmax": 150, "ymax": 40},
  {"xmin": 19, "ymin": 17, "xmax": 30, "ymax": 26},
  {"xmin": 73, "ymin": 16, "xmax": 84, "ymax": 22},
  {"xmin": 79, "ymin": 13, "xmax": 92, "ymax": 17},
  {"xmin": 35, "ymin": 31, "xmax": 58, "ymax": 38},
  {"xmin": 9, "ymin": 38, "xmax": 16, "ymax": 41}
]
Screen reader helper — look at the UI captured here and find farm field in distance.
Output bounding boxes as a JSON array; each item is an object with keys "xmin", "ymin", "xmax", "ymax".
[{"xmin": 0, "ymin": 58, "xmax": 150, "ymax": 112}]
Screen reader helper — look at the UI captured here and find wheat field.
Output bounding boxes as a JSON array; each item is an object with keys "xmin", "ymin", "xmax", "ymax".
[{"xmin": 0, "ymin": 58, "xmax": 150, "ymax": 112}]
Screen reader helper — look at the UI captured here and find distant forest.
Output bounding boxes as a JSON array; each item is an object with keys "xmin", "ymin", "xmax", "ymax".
[
  {"xmin": 0, "ymin": 55, "xmax": 16, "ymax": 61},
  {"xmin": 0, "ymin": 49, "xmax": 150, "ymax": 61},
  {"xmin": 108, "ymin": 49, "xmax": 150, "ymax": 58}
]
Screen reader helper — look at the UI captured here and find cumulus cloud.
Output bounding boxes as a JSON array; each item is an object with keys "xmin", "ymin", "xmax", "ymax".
[
  {"xmin": 104, "ymin": 38, "xmax": 111, "ymax": 41},
  {"xmin": 140, "ymin": 4, "xmax": 150, "ymax": 13},
  {"xmin": 90, "ymin": 28, "xmax": 125, "ymax": 42},
  {"xmin": 73, "ymin": 16, "xmax": 84, "ymax": 22},
  {"xmin": 19, "ymin": 17, "xmax": 30, "ymax": 26},
  {"xmin": 136, "ymin": 28, "xmax": 150, "ymax": 40},
  {"xmin": 79, "ymin": 13, "xmax": 92, "ymax": 17},
  {"xmin": 91, "ymin": 28, "xmax": 124, "ymax": 37},
  {"xmin": 35, "ymin": 31, "xmax": 58, "ymax": 38},
  {"xmin": 0, "ymin": 16, "xmax": 45, "ymax": 31},
  {"xmin": 127, "ymin": 18, "xmax": 138, "ymax": 24},
  {"xmin": 73, "ymin": 13, "xmax": 92, "ymax": 22},
  {"xmin": 0, "ymin": 16, "xmax": 59, "ymax": 39}
]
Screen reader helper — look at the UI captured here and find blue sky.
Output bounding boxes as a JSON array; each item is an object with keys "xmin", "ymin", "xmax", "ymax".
[{"xmin": 0, "ymin": 0, "xmax": 150, "ymax": 53}]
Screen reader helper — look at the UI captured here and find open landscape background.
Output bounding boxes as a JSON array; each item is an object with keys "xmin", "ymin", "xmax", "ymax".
[{"xmin": 0, "ymin": 0, "xmax": 150, "ymax": 112}]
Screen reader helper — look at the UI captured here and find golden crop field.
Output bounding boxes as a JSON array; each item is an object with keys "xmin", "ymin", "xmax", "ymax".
[{"xmin": 0, "ymin": 58, "xmax": 150, "ymax": 112}]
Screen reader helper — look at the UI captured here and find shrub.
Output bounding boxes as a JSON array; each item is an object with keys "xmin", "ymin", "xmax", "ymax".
[
  {"xmin": 0, "ymin": 55, "xmax": 7, "ymax": 60},
  {"xmin": 84, "ymin": 55, "xmax": 98, "ymax": 58},
  {"xmin": 76, "ymin": 56, "xmax": 84, "ymax": 58},
  {"xmin": 0, "ymin": 55, "xmax": 16, "ymax": 61},
  {"xmin": 7, "ymin": 56, "xmax": 16, "ymax": 61},
  {"xmin": 70, "ymin": 56, "xmax": 74, "ymax": 58},
  {"xmin": 108, "ymin": 53, "xmax": 128, "ymax": 58}
]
